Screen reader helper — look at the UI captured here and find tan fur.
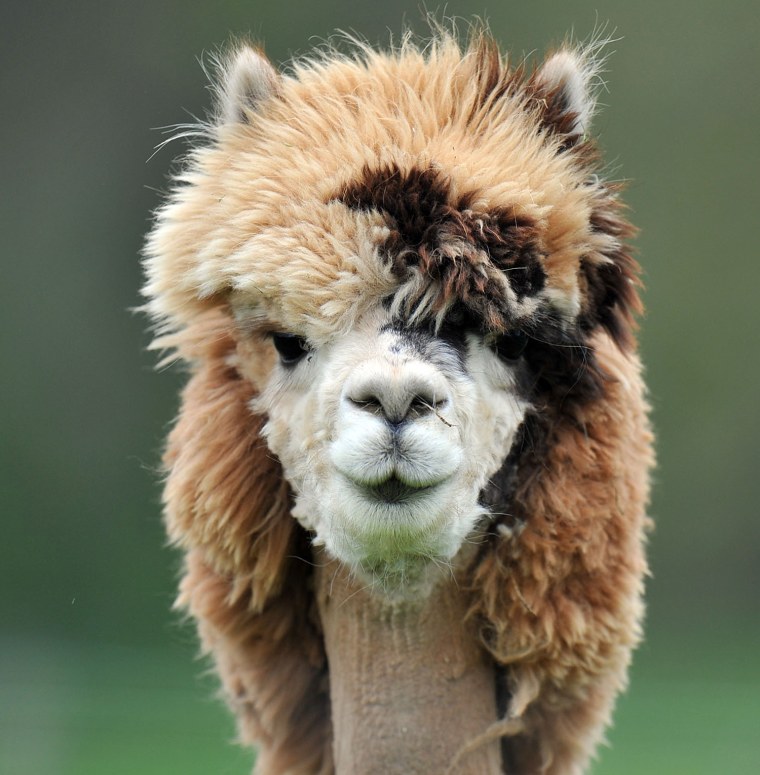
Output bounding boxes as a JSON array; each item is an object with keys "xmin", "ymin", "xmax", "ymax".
[{"xmin": 145, "ymin": 27, "xmax": 652, "ymax": 774}]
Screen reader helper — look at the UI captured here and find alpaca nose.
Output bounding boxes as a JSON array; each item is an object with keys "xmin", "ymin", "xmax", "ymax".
[{"xmin": 344, "ymin": 367, "xmax": 450, "ymax": 425}]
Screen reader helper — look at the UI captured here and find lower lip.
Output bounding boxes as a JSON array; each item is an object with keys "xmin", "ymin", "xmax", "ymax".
[{"xmin": 361, "ymin": 479, "xmax": 433, "ymax": 504}]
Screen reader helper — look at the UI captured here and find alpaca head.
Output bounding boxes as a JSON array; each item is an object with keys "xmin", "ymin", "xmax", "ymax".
[{"xmin": 145, "ymin": 32, "xmax": 640, "ymax": 594}]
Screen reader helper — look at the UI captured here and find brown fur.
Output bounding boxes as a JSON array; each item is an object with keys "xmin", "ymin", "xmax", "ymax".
[
  {"xmin": 162, "ymin": 310, "xmax": 331, "ymax": 772},
  {"xmin": 471, "ymin": 333, "xmax": 652, "ymax": 771},
  {"xmin": 145, "ymin": 27, "xmax": 653, "ymax": 775}
]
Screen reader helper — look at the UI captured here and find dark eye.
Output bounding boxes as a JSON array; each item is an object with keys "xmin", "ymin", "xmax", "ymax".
[
  {"xmin": 271, "ymin": 333, "xmax": 310, "ymax": 366},
  {"xmin": 493, "ymin": 330, "xmax": 528, "ymax": 361}
]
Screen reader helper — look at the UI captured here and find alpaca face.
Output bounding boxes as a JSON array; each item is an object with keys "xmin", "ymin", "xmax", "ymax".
[{"xmin": 241, "ymin": 304, "xmax": 529, "ymax": 587}]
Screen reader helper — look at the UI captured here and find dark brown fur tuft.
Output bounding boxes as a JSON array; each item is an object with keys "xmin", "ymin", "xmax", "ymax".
[{"xmin": 337, "ymin": 164, "xmax": 545, "ymax": 331}]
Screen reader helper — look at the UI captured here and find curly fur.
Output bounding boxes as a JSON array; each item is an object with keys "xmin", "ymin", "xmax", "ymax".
[{"xmin": 144, "ymin": 26, "xmax": 653, "ymax": 775}]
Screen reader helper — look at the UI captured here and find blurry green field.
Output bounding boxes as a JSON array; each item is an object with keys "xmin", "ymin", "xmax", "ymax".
[
  {"xmin": 2, "ymin": 630, "xmax": 758, "ymax": 774},
  {"xmin": 597, "ymin": 630, "xmax": 760, "ymax": 775},
  {"xmin": 0, "ymin": 638, "xmax": 251, "ymax": 775}
]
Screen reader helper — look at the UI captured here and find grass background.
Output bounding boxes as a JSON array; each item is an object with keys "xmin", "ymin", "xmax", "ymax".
[{"xmin": 1, "ymin": 0, "xmax": 758, "ymax": 772}]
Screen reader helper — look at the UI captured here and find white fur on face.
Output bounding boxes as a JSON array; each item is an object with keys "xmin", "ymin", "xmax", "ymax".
[{"xmin": 254, "ymin": 307, "xmax": 528, "ymax": 593}]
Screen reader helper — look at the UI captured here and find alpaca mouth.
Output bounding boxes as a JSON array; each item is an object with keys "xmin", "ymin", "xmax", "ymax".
[{"xmin": 363, "ymin": 476, "xmax": 433, "ymax": 504}]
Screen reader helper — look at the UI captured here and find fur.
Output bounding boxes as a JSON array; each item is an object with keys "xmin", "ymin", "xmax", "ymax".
[{"xmin": 144, "ymin": 26, "xmax": 653, "ymax": 775}]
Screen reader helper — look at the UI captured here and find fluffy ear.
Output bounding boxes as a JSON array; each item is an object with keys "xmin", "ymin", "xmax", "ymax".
[
  {"xmin": 531, "ymin": 49, "xmax": 598, "ymax": 142},
  {"xmin": 217, "ymin": 45, "xmax": 280, "ymax": 125}
]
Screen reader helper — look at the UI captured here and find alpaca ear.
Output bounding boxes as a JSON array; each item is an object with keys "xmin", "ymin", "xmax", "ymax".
[
  {"xmin": 218, "ymin": 45, "xmax": 280, "ymax": 125},
  {"xmin": 532, "ymin": 50, "xmax": 597, "ymax": 142}
]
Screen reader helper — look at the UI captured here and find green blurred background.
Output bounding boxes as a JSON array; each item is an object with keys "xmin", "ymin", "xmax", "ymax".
[{"xmin": 1, "ymin": 0, "xmax": 758, "ymax": 772}]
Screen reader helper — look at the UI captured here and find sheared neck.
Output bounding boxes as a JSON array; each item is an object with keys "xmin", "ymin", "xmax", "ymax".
[{"xmin": 314, "ymin": 549, "xmax": 502, "ymax": 774}]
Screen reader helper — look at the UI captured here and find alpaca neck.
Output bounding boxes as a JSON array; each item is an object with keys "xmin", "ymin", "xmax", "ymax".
[{"xmin": 314, "ymin": 549, "xmax": 501, "ymax": 775}]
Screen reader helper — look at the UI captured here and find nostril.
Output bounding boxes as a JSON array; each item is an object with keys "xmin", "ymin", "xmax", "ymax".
[
  {"xmin": 347, "ymin": 391, "xmax": 405, "ymax": 425},
  {"xmin": 406, "ymin": 393, "xmax": 448, "ymax": 420},
  {"xmin": 347, "ymin": 394, "xmax": 384, "ymax": 416}
]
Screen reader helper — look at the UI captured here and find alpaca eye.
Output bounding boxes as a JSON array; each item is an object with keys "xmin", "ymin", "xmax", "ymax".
[
  {"xmin": 271, "ymin": 333, "xmax": 310, "ymax": 366},
  {"xmin": 493, "ymin": 331, "xmax": 528, "ymax": 361}
]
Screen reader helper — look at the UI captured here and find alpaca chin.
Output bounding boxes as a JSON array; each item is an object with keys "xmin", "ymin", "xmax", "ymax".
[{"xmin": 308, "ymin": 471, "xmax": 485, "ymax": 596}]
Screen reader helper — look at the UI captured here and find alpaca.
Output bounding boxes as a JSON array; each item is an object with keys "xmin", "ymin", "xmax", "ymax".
[{"xmin": 144, "ymin": 27, "xmax": 653, "ymax": 775}]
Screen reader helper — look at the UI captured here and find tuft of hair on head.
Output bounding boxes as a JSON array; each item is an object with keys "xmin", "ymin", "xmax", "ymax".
[{"xmin": 214, "ymin": 44, "xmax": 281, "ymax": 125}]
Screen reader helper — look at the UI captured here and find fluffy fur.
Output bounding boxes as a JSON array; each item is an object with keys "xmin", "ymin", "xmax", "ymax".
[{"xmin": 144, "ymin": 27, "xmax": 653, "ymax": 775}]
